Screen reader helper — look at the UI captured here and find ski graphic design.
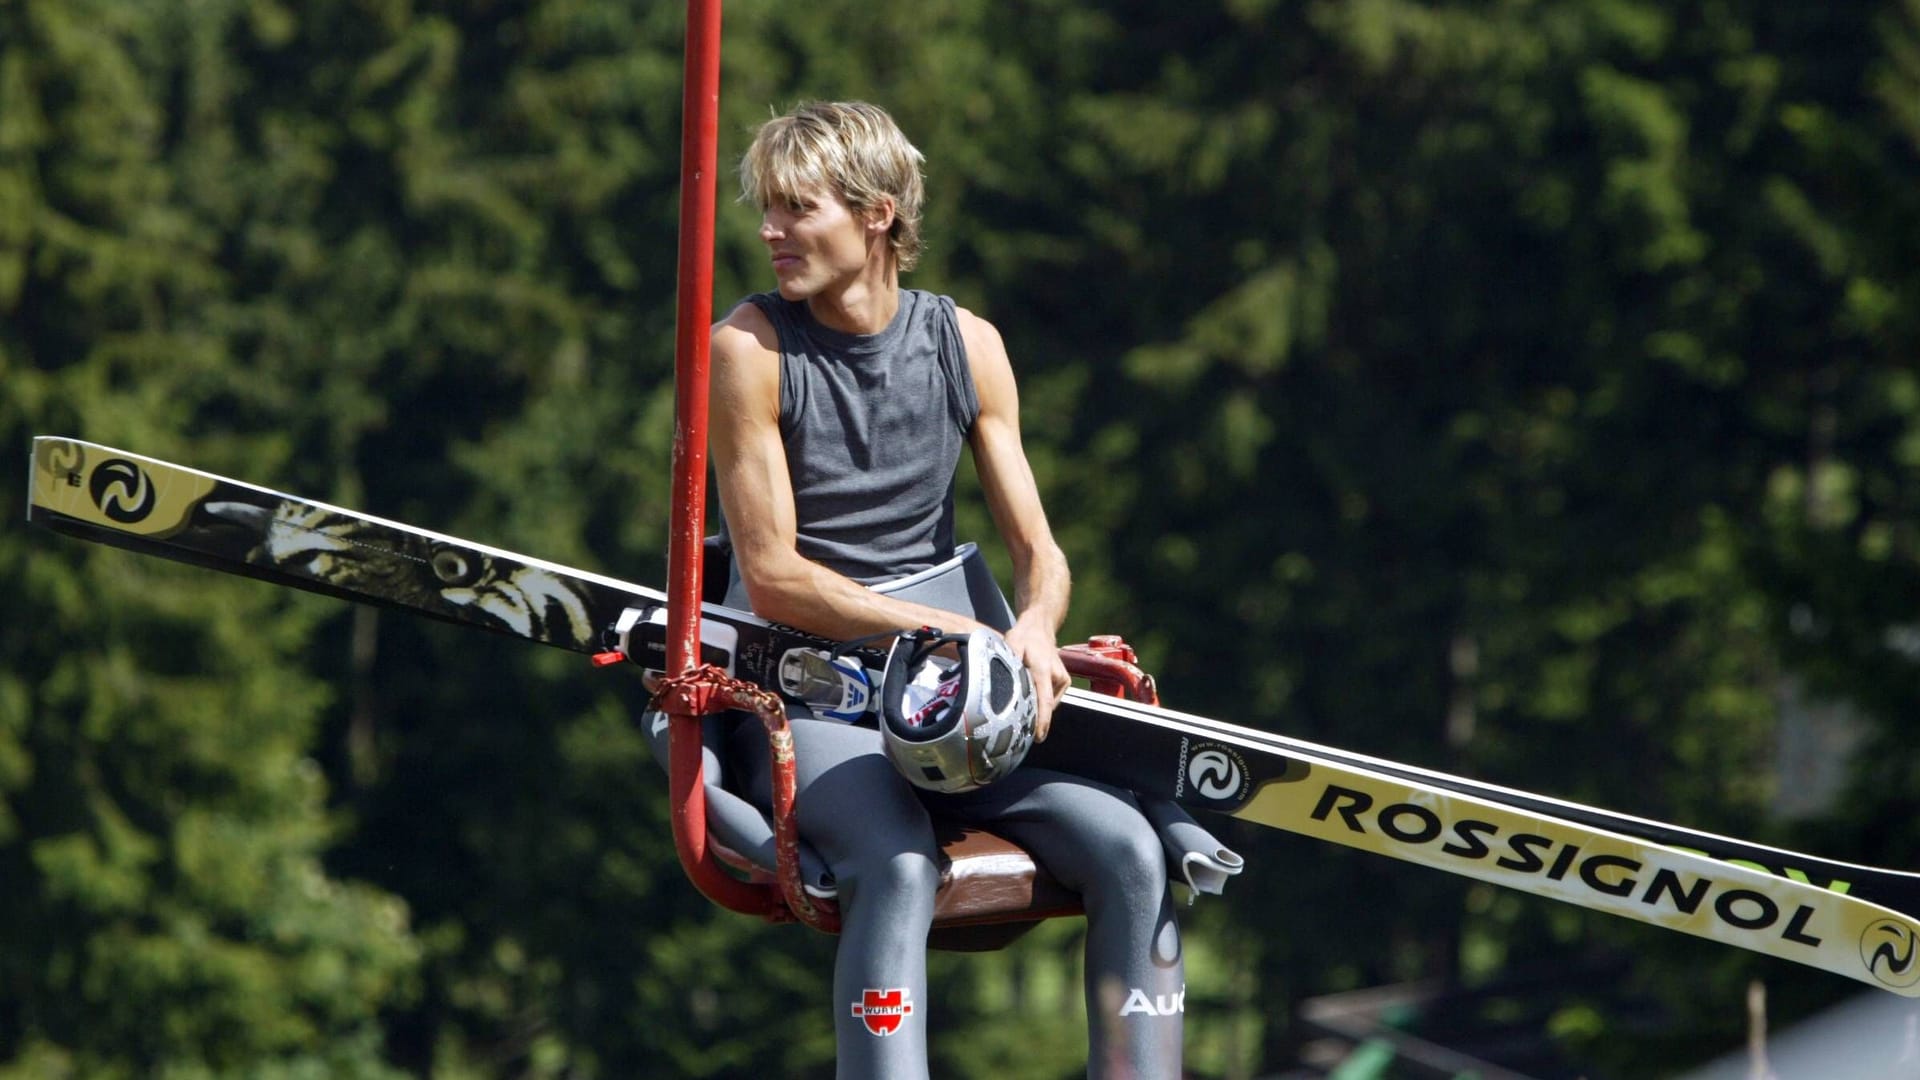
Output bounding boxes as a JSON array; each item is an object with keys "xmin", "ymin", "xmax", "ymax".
[
  {"xmin": 1054, "ymin": 691, "xmax": 1920, "ymax": 920},
  {"xmin": 36, "ymin": 437, "xmax": 1906, "ymax": 918},
  {"xmin": 1021, "ymin": 709, "xmax": 1920, "ymax": 998},
  {"xmin": 26, "ymin": 436, "xmax": 1920, "ymax": 996},
  {"xmin": 26, "ymin": 436, "xmax": 881, "ymax": 705}
]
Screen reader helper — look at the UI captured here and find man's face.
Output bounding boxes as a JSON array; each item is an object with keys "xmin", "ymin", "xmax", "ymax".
[{"xmin": 759, "ymin": 184, "xmax": 874, "ymax": 300}]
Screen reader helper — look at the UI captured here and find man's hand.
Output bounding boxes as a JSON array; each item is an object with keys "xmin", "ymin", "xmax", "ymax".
[{"xmin": 1004, "ymin": 620, "xmax": 1070, "ymax": 741}]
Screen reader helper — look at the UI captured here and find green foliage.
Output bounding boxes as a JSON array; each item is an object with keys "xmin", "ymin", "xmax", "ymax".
[{"xmin": 5, "ymin": 0, "xmax": 1919, "ymax": 1075}]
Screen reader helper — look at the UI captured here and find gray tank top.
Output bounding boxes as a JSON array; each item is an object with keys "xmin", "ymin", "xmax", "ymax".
[{"xmin": 728, "ymin": 288, "xmax": 979, "ymax": 594}]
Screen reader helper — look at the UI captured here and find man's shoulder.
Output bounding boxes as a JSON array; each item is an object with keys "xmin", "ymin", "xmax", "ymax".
[
  {"xmin": 903, "ymin": 288, "xmax": 985, "ymax": 329},
  {"xmin": 946, "ymin": 302, "xmax": 1005, "ymax": 357},
  {"xmin": 712, "ymin": 296, "xmax": 781, "ymax": 359}
]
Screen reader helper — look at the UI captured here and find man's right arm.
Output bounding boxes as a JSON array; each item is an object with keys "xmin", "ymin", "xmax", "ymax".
[{"xmin": 709, "ymin": 306, "xmax": 990, "ymax": 641}]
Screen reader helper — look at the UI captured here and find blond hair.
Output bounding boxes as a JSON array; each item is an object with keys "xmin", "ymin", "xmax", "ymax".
[{"xmin": 739, "ymin": 101, "xmax": 927, "ymax": 271}]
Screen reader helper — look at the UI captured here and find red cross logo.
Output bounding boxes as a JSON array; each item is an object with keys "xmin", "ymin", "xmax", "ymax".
[{"xmin": 850, "ymin": 987, "xmax": 914, "ymax": 1036}]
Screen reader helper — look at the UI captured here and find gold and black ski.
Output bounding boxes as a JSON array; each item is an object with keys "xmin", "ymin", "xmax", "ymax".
[{"xmin": 27, "ymin": 436, "xmax": 1920, "ymax": 997}]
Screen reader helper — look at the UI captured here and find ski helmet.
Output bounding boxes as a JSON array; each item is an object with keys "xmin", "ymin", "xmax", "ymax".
[{"xmin": 879, "ymin": 628, "xmax": 1037, "ymax": 793}]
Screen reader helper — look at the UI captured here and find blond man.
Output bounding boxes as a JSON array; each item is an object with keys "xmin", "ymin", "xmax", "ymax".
[{"xmin": 706, "ymin": 101, "xmax": 1202, "ymax": 1079}]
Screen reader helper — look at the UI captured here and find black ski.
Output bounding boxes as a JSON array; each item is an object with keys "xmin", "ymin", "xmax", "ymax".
[{"xmin": 26, "ymin": 437, "xmax": 1920, "ymax": 996}]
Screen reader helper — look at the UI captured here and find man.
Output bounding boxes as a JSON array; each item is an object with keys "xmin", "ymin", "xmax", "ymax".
[{"xmin": 707, "ymin": 100, "xmax": 1192, "ymax": 1079}]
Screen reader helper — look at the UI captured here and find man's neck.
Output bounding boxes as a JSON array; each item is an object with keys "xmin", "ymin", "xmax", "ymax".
[{"xmin": 806, "ymin": 256, "xmax": 899, "ymax": 335}]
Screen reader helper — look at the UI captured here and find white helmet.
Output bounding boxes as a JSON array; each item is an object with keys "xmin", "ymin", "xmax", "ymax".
[{"xmin": 879, "ymin": 628, "xmax": 1037, "ymax": 793}]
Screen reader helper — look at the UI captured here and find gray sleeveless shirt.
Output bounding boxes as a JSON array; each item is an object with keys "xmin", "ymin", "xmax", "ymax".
[{"xmin": 728, "ymin": 289, "xmax": 979, "ymax": 594}]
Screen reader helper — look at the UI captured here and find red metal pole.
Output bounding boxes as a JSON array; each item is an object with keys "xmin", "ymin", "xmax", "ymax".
[{"xmin": 664, "ymin": 0, "xmax": 772, "ymax": 916}]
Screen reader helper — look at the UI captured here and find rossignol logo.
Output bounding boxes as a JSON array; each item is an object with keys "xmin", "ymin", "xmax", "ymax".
[
  {"xmin": 88, "ymin": 458, "xmax": 157, "ymax": 524},
  {"xmin": 1861, "ymin": 919, "xmax": 1920, "ymax": 989},
  {"xmin": 40, "ymin": 440, "xmax": 84, "ymax": 480},
  {"xmin": 1118, "ymin": 985, "xmax": 1185, "ymax": 1017},
  {"xmin": 1311, "ymin": 784, "xmax": 1828, "ymax": 949},
  {"xmin": 850, "ymin": 988, "xmax": 914, "ymax": 1036},
  {"xmin": 1177, "ymin": 740, "xmax": 1249, "ymax": 804}
]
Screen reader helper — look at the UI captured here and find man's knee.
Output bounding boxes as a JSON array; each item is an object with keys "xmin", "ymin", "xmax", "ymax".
[
  {"xmin": 1087, "ymin": 817, "xmax": 1168, "ymax": 896},
  {"xmin": 839, "ymin": 848, "xmax": 942, "ymax": 909}
]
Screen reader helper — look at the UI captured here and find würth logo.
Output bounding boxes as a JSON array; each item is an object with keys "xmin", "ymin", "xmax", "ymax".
[
  {"xmin": 1861, "ymin": 919, "xmax": 1920, "ymax": 989},
  {"xmin": 851, "ymin": 988, "xmax": 914, "ymax": 1036}
]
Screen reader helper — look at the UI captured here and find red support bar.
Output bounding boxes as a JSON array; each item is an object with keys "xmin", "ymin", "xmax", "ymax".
[
  {"xmin": 667, "ymin": 0, "xmax": 721, "ymax": 677},
  {"xmin": 1061, "ymin": 636, "xmax": 1161, "ymax": 705},
  {"xmin": 654, "ymin": 668, "xmax": 840, "ymax": 930},
  {"xmin": 664, "ymin": 0, "xmax": 773, "ymax": 917}
]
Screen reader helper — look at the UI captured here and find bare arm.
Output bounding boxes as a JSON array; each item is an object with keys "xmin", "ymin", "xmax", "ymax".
[
  {"xmin": 959, "ymin": 308, "xmax": 1072, "ymax": 737},
  {"xmin": 709, "ymin": 305, "xmax": 994, "ymax": 641}
]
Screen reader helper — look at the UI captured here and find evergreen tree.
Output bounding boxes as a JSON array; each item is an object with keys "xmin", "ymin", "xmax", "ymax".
[{"xmin": 1, "ymin": 2, "xmax": 417, "ymax": 1074}]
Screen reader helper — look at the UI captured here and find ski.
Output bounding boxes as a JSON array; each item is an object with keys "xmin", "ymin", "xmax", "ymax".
[
  {"xmin": 1021, "ymin": 700, "xmax": 1920, "ymax": 998},
  {"xmin": 1065, "ymin": 692, "xmax": 1920, "ymax": 919},
  {"xmin": 34, "ymin": 436, "xmax": 1909, "ymax": 916},
  {"xmin": 27, "ymin": 436, "xmax": 1920, "ymax": 996},
  {"xmin": 23, "ymin": 436, "xmax": 883, "ymax": 712}
]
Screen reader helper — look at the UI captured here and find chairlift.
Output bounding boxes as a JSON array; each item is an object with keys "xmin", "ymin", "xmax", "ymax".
[{"xmin": 655, "ymin": 0, "xmax": 1160, "ymax": 948}]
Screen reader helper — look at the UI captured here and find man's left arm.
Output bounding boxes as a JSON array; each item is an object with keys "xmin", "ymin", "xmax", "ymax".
[{"xmin": 959, "ymin": 308, "xmax": 1072, "ymax": 738}]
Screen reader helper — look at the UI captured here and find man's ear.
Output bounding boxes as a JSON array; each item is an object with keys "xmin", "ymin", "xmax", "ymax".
[{"xmin": 865, "ymin": 197, "xmax": 897, "ymax": 235}]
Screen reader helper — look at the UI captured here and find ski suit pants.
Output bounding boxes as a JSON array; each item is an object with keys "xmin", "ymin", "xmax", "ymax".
[{"xmin": 727, "ymin": 711, "xmax": 1186, "ymax": 1080}]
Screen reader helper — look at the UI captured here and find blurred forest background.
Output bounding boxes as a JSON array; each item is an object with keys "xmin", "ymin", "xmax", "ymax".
[{"xmin": 5, "ymin": 0, "xmax": 1920, "ymax": 1076}]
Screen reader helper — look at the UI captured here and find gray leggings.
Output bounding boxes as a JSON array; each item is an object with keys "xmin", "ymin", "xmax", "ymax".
[{"xmin": 729, "ymin": 714, "xmax": 1185, "ymax": 1080}]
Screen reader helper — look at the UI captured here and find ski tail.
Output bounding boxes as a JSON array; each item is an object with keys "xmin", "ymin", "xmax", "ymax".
[
  {"xmin": 1069, "ymin": 689, "xmax": 1920, "ymax": 919},
  {"xmin": 1029, "ymin": 707, "xmax": 1920, "ymax": 998},
  {"xmin": 26, "ymin": 436, "xmax": 632, "ymax": 653}
]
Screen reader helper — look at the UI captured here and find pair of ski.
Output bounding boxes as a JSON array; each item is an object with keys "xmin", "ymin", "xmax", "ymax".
[{"xmin": 25, "ymin": 436, "xmax": 1920, "ymax": 997}]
